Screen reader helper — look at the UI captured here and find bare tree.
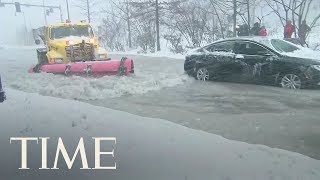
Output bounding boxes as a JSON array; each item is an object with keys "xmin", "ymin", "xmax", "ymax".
[
  {"xmin": 100, "ymin": 16, "xmax": 126, "ymax": 51},
  {"xmin": 164, "ymin": 1, "xmax": 212, "ymax": 48},
  {"xmin": 265, "ymin": 0, "xmax": 320, "ymax": 37},
  {"xmin": 74, "ymin": 0, "xmax": 100, "ymax": 22},
  {"xmin": 101, "ymin": 0, "xmax": 134, "ymax": 48}
]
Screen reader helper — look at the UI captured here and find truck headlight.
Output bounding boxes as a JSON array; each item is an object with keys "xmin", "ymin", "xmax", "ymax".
[
  {"xmin": 312, "ymin": 65, "xmax": 320, "ymax": 71},
  {"xmin": 66, "ymin": 40, "xmax": 75, "ymax": 45},
  {"xmin": 54, "ymin": 58, "xmax": 64, "ymax": 64},
  {"xmin": 99, "ymin": 54, "xmax": 108, "ymax": 59}
]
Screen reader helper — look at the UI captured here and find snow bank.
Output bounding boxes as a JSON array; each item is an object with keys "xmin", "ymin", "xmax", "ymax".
[
  {"xmin": 10, "ymin": 72, "xmax": 190, "ymax": 100},
  {"xmin": 110, "ymin": 49, "xmax": 185, "ymax": 60},
  {"xmin": 0, "ymin": 88, "xmax": 319, "ymax": 180},
  {"xmin": 0, "ymin": 46, "xmax": 191, "ymax": 101}
]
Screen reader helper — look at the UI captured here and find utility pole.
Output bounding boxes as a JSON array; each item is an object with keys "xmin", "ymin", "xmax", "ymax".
[
  {"xmin": 233, "ymin": 0, "xmax": 237, "ymax": 37},
  {"xmin": 22, "ymin": 12, "xmax": 28, "ymax": 45},
  {"xmin": 66, "ymin": 0, "xmax": 70, "ymax": 21},
  {"xmin": 86, "ymin": 0, "xmax": 91, "ymax": 23},
  {"xmin": 125, "ymin": 0, "xmax": 132, "ymax": 48},
  {"xmin": 246, "ymin": 0, "xmax": 250, "ymax": 29},
  {"xmin": 59, "ymin": 5, "xmax": 63, "ymax": 22},
  {"xmin": 43, "ymin": 0, "xmax": 47, "ymax": 25},
  {"xmin": 155, "ymin": 0, "xmax": 160, "ymax": 51}
]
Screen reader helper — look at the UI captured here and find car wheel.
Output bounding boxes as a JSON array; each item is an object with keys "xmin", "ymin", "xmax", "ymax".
[
  {"xmin": 196, "ymin": 67, "xmax": 210, "ymax": 81},
  {"xmin": 280, "ymin": 73, "xmax": 303, "ymax": 89}
]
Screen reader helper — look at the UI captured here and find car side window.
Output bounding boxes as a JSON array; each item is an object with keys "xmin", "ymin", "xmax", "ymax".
[
  {"xmin": 234, "ymin": 42, "xmax": 270, "ymax": 55},
  {"xmin": 205, "ymin": 41, "xmax": 234, "ymax": 53}
]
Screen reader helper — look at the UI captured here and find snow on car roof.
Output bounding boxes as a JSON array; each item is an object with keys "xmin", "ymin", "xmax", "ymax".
[
  {"xmin": 215, "ymin": 36, "xmax": 274, "ymax": 47},
  {"xmin": 211, "ymin": 37, "xmax": 320, "ymax": 60},
  {"xmin": 187, "ymin": 36, "xmax": 320, "ymax": 60},
  {"xmin": 200, "ymin": 36, "xmax": 275, "ymax": 49},
  {"xmin": 208, "ymin": 36, "xmax": 303, "ymax": 53}
]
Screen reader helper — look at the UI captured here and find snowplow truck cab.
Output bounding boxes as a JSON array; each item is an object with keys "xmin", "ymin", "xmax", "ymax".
[{"xmin": 36, "ymin": 22, "xmax": 108, "ymax": 65}]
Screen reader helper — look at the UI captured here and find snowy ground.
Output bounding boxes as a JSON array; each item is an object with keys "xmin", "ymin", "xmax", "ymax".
[
  {"xmin": 1, "ymin": 45, "xmax": 320, "ymax": 179},
  {"xmin": 111, "ymin": 48, "xmax": 185, "ymax": 60},
  {"xmin": 0, "ymin": 47, "xmax": 190, "ymax": 100},
  {"xmin": 1, "ymin": 89, "xmax": 320, "ymax": 180}
]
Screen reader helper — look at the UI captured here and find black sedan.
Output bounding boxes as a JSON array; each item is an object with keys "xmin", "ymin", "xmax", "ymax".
[
  {"xmin": 184, "ymin": 37, "xmax": 320, "ymax": 89},
  {"xmin": 0, "ymin": 75, "xmax": 5, "ymax": 102}
]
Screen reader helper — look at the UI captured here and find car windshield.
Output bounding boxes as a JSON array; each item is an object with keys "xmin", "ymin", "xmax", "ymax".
[
  {"xmin": 270, "ymin": 39, "xmax": 300, "ymax": 53},
  {"xmin": 50, "ymin": 25, "xmax": 93, "ymax": 39}
]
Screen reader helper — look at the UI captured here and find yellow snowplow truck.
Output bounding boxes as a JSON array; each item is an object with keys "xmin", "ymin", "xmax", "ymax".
[{"xmin": 34, "ymin": 21, "xmax": 109, "ymax": 65}]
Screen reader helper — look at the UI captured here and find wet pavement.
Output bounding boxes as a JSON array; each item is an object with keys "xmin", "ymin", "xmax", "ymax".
[
  {"xmin": 89, "ymin": 54, "xmax": 320, "ymax": 160},
  {"xmin": 1, "ymin": 48, "xmax": 320, "ymax": 160}
]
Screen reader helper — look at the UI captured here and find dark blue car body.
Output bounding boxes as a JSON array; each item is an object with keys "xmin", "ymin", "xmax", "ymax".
[{"xmin": 0, "ymin": 75, "xmax": 5, "ymax": 102}]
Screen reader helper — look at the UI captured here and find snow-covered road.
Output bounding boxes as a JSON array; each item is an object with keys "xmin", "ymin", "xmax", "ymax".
[
  {"xmin": 1, "ymin": 46, "xmax": 320, "ymax": 161},
  {"xmin": 0, "ymin": 47, "xmax": 190, "ymax": 100},
  {"xmin": 1, "ymin": 89, "xmax": 320, "ymax": 180}
]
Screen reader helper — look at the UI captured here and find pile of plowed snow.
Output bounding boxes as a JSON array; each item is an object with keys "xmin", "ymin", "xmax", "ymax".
[
  {"xmin": 0, "ymin": 47, "xmax": 192, "ymax": 100},
  {"xmin": 10, "ymin": 72, "xmax": 190, "ymax": 100}
]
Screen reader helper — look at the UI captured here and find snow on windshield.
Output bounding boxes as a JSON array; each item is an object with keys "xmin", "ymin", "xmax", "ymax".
[
  {"xmin": 282, "ymin": 47, "xmax": 320, "ymax": 60},
  {"xmin": 258, "ymin": 38, "xmax": 320, "ymax": 60},
  {"xmin": 53, "ymin": 36, "xmax": 92, "ymax": 41},
  {"xmin": 50, "ymin": 26, "xmax": 93, "ymax": 40},
  {"xmin": 253, "ymin": 38, "xmax": 298, "ymax": 53},
  {"xmin": 270, "ymin": 39, "xmax": 300, "ymax": 53}
]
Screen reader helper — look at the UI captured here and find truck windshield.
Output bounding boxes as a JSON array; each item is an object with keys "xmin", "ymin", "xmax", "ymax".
[{"xmin": 50, "ymin": 26, "xmax": 94, "ymax": 40}]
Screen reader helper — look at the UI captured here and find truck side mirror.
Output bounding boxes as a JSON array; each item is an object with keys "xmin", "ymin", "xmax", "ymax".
[{"xmin": 35, "ymin": 39, "xmax": 41, "ymax": 45}]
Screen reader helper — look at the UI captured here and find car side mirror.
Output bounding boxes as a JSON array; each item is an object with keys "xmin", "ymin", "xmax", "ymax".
[
  {"xmin": 0, "ymin": 76, "xmax": 5, "ymax": 103},
  {"xmin": 235, "ymin": 54, "xmax": 244, "ymax": 59},
  {"xmin": 198, "ymin": 48, "xmax": 205, "ymax": 53}
]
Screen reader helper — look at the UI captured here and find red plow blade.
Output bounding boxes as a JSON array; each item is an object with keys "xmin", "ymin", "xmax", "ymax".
[{"xmin": 30, "ymin": 57, "xmax": 134, "ymax": 77}]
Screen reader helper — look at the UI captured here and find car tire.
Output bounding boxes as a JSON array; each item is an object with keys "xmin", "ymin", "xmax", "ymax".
[
  {"xmin": 196, "ymin": 67, "xmax": 210, "ymax": 81},
  {"xmin": 278, "ymin": 73, "xmax": 305, "ymax": 89}
]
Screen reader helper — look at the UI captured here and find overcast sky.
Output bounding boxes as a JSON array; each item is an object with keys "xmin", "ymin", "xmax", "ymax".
[
  {"xmin": 0, "ymin": 0, "xmax": 107, "ymax": 44},
  {"xmin": 1, "ymin": 0, "xmax": 319, "ymax": 45}
]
